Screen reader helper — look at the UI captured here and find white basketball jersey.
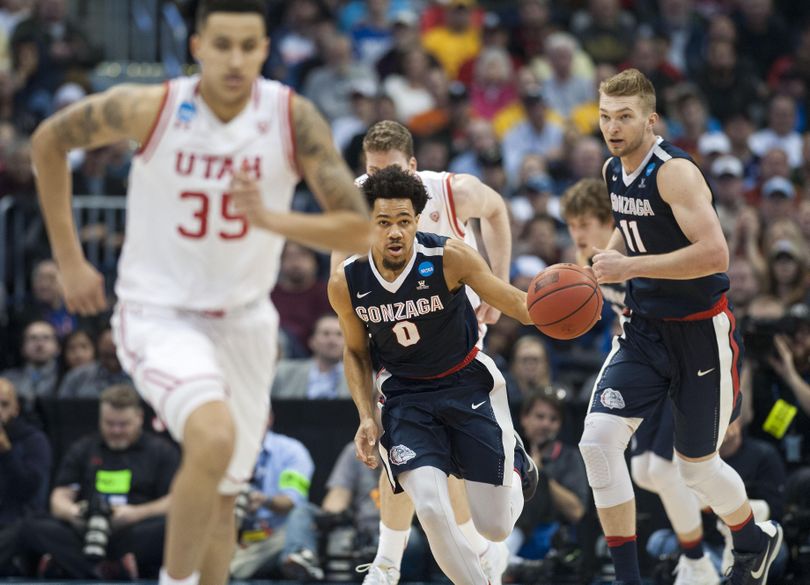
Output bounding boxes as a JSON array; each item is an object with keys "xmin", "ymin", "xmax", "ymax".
[{"xmin": 117, "ymin": 76, "xmax": 299, "ymax": 310}]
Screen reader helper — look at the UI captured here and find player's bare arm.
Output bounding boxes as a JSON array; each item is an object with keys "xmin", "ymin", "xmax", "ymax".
[
  {"xmin": 31, "ymin": 83, "xmax": 166, "ymax": 315},
  {"xmin": 451, "ymin": 173, "xmax": 511, "ymax": 325},
  {"xmin": 592, "ymin": 159, "xmax": 728, "ymax": 283},
  {"xmin": 450, "ymin": 173, "xmax": 511, "ymax": 281},
  {"xmin": 327, "ymin": 268, "xmax": 380, "ymax": 469},
  {"xmin": 231, "ymin": 94, "xmax": 370, "ymax": 253},
  {"xmin": 442, "ymin": 239, "xmax": 532, "ymax": 325}
]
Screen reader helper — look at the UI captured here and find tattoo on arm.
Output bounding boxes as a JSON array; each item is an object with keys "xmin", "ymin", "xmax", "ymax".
[
  {"xmin": 52, "ymin": 103, "xmax": 100, "ymax": 150},
  {"xmin": 294, "ymin": 98, "xmax": 367, "ymax": 215},
  {"xmin": 102, "ymin": 97, "xmax": 125, "ymax": 130}
]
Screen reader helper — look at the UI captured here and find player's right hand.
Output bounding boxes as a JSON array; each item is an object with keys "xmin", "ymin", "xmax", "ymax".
[
  {"xmin": 354, "ymin": 417, "xmax": 380, "ymax": 469},
  {"xmin": 60, "ymin": 259, "xmax": 107, "ymax": 315}
]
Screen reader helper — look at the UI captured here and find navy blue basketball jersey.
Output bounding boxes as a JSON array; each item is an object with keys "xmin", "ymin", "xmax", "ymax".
[
  {"xmin": 343, "ymin": 232, "xmax": 479, "ymax": 378},
  {"xmin": 604, "ymin": 137, "xmax": 729, "ymax": 319}
]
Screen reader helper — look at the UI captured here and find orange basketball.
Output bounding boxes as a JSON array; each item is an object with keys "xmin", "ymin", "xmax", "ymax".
[{"xmin": 527, "ymin": 263, "xmax": 603, "ymax": 340}]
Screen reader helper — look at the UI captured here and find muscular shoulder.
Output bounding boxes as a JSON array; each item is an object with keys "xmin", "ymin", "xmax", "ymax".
[
  {"xmin": 656, "ymin": 157, "xmax": 710, "ymax": 203},
  {"xmin": 442, "ymin": 237, "xmax": 478, "ymax": 280},
  {"xmin": 327, "ymin": 264, "xmax": 352, "ymax": 309},
  {"xmin": 449, "ymin": 173, "xmax": 490, "ymax": 220}
]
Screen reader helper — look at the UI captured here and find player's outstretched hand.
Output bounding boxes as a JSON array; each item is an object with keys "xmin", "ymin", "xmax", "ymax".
[
  {"xmin": 230, "ymin": 169, "xmax": 267, "ymax": 229},
  {"xmin": 476, "ymin": 302, "xmax": 502, "ymax": 325},
  {"xmin": 591, "ymin": 248, "xmax": 630, "ymax": 284},
  {"xmin": 61, "ymin": 259, "xmax": 107, "ymax": 315},
  {"xmin": 354, "ymin": 417, "xmax": 380, "ymax": 469}
]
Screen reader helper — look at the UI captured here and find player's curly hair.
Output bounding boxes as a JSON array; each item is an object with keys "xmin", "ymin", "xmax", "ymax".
[{"xmin": 361, "ymin": 165, "xmax": 428, "ymax": 215}]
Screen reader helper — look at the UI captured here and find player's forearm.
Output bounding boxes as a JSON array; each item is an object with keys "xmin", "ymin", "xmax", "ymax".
[
  {"xmin": 31, "ymin": 127, "xmax": 84, "ymax": 267},
  {"xmin": 481, "ymin": 284, "xmax": 532, "ymax": 325},
  {"xmin": 253, "ymin": 210, "xmax": 370, "ymax": 254},
  {"xmin": 549, "ymin": 479, "xmax": 585, "ymax": 523},
  {"xmin": 627, "ymin": 240, "xmax": 728, "ymax": 280},
  {"xmin": 479, "ymin": 207, "xmax": 512, "ymax": 282},
  {"xmin": 344, "ymin": 348, "xmax": 376, "ymax": 420},
  {"xmin": 606, "ymin": 228, "xmax": 626, "ymax": 253}
]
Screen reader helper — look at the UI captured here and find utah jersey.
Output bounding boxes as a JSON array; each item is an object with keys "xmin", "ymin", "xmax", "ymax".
[
  {"xmin": 343, "ymin": 232, "xmax": 478, "ymax": 379},
  {"xmin": 605, "ymin": 137, "xmax": 729, "ymax": 319},
  {"xmin": 117, "ymin": 75, "xmax": 299, "ymax": 310}
]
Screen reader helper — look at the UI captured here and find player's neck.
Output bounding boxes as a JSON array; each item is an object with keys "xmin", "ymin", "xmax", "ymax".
[
  {"xmin": 198, "ymin": 84, "xmax": 250, "ymax": 123},
  {"xmin": 371, "ymin": 249, "xmax": 411, "ymax": 282},
  {"xmin": 620, "ymin": 134, "xmax": 657, "ymax": 175}
]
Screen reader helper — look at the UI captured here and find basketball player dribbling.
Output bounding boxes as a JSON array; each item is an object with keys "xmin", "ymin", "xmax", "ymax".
[
  {"xmin": 329, "ymin": 166, "xmax": 538, "ymax": 585},
  {"xmin": 352, "ymin": 121, "xmax": 513, "ymax": 585},
  {"xmin": 31, "ymin": 2, "xmax": 369, "ymax": 585},
  {"xmin": 581, "ymin": 68, "xmax": 781, "ymax": 585}
]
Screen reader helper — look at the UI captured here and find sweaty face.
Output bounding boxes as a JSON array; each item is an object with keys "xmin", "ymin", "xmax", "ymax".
[
  {"xmin": 192, "ymin": 13, "xmax": 268, "ymax": 108},
  {"xmin": 100, "ymin": 404, "xmax": 143, "ymax": 451},
  {"xmin": 365, "ymin": 150, "xmax": 416, "ymax": 176},
  {"xmin": 599, "ymin": 94, "xmax": 654, "ymax": 159},
  {"xmin": 566, "ymin": 213, "xmax": 614, "ymax": 258},
  {"xmin": 372, "ymin": 198, "xmax": 419, "ymax": 272}
]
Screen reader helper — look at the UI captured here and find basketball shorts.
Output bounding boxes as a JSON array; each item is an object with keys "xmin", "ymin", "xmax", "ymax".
[
  {"xmin": 588, "ymin": 304, "xmax": 743, "ymax": 458},
  {"xmin": 112, "ymin": 298, "xmax": 278, "ymax": 494},
  {"xmin": 630, "ymin": 399, "xmax": 675, "ymax": 460},
  {"xmin": 376, "ymin": 351, "xmax": 516, "ymax": 492}
]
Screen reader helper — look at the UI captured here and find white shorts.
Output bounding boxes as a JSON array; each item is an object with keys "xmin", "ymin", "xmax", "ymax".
[{"xmin": 111, "ymin": 298, "xmax": 278, "ymax": 494}]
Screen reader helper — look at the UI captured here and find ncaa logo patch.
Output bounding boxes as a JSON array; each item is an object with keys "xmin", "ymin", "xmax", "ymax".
[
  {"xmin": 645, "ymin": 162, "xmax": 656, "ymax": 176},
  {"xmin": 390, "ymin": 445, "xmax": 416, "ymax": 465},
  {"xmin": 418, "ymin": 261, "xmax": 434, "ymax": 277},
  {"xmin": 600, "ymin": 388, "xmax": 625, "ymax": 410},
  {"xmin": 177, "ymin": 101, "xmax": 197, "ymax": 123}
]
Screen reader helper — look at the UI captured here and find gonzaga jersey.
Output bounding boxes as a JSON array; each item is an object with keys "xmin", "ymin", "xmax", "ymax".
[
  {"xmin": 117, "ymin": 75, "xmax": 299, "ymax": 309},
  {"xmin": 605, "ymin": 137, "xmax": 729, "ymax": 319},
  {"xmin": 356, "ymin": 170, "xmax": 482, "ymax": 310},
  {"xmin": 344, "ymin": 232, "xmax": 479, "ymax": 378}
]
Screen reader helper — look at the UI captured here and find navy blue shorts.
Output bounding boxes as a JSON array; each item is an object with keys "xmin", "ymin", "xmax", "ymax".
[
  {"xmin": 377, "ymin": 352, "xmax": 515, "ymax": 493},
  {"xmin": 588, "ymin": 302, "xmax": 743, "ymax": 458},
  {"xmin": 631, "ymin": 399, "xmax": 675, "ymax": 460}
]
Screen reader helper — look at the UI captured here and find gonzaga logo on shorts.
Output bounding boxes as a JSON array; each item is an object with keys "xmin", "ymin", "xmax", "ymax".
[
  {"xmin": 600, "ymin": 388, "xmax": 625, "ymax": 410},
  {"xmin": 390, "ymin": 444, "xmax": 416, "ymax": 465}
]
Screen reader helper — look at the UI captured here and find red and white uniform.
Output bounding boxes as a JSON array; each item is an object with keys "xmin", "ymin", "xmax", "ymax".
[
  {"xmin": 357, "ymin": 170, "xmax": 485, "ymax": 342},
  {"xmin": 111, "ymin": 75, "xmax": 299, "ymax": 493}
]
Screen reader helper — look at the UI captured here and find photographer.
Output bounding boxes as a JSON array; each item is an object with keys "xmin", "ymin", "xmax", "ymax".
[
  {"xmin": 509, "ymin": 388, "xmax": 589, "ymax": 566},
  {"xmin": 741, "ymin": 296, "xmax": 810, "ymax": 468},
  {"xmin": 0, "ymin": 378, "xmax": 51, "ymax": 575},
  {"xmin": 19, "ymin": 384, "xmax": 178, "ymax": 578}
]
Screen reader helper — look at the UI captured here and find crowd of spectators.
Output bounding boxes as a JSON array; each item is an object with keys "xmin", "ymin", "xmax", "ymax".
[{"xmin": 3, "ymin": 0, "xmax": 810, "ymax": 581}]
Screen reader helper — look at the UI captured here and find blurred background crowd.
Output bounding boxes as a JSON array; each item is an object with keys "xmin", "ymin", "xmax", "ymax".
[{"xmin": 2, "ymin": 0, "xmax": 810, "ymax": 582}]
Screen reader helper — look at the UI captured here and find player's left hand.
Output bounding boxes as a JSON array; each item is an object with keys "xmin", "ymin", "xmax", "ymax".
[
  {"xmin": 591, "ymin": 248, "xmax": 631, "ymax": 284},
  {"xmin": 354, "ymin": 417, "xmax": 380, "ymax": 469},
  {"xmin": 230, "ymin": 169, "xmax": 267, "ymax": 229},
  {"xmin": 476, "ymin": 302, "xmax": 501, "ymax": 325}
]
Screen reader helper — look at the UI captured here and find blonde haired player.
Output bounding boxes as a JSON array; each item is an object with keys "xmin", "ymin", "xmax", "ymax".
[
  {"xmin": 582, "ymin": 68, "xmax": 780, "ymax": 585},
  {"xmin": 31, "ymin": 2, "xmax": 368, "ymax": 585},
  {"xmin": 335, "ymin": 120, "xmax": 513, "ymax": 585},
  {"xmin": 563, "ymin": 178, "xmax": 719, "ymax": 585}
]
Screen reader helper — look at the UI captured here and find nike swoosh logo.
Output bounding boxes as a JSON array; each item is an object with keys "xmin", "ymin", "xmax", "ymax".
[
  {"xmin": 751, "ymin": 538, "xmax": 772, "ymax": 579},
  {"xmin": 472, "ymin": 401, "xmax": 487, "ymax": 410},
  {"xmin": 356, "ymin": 291, "xmax": 372, "ymax": 299},
  {"xmin": 697, "ymin": 368, "xmax": 715, "ymax": 377}
]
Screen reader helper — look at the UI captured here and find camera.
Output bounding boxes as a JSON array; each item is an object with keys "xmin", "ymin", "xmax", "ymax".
[
  {"xmin": 740, "ymin": 315, "xmax": 800, "ymax": 360},
  {"xmin": 82, "ymin": 493, "xmax": 112, "ymax": 560}
]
